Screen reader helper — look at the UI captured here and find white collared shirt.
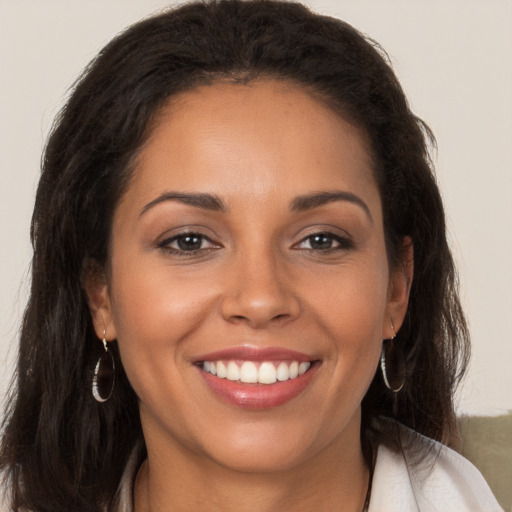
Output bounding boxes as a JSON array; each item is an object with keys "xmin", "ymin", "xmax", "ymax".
[
  {"xmin": 113, "ymin": 426, "xmax": 503, "ymax": 511},
  {"xmin": 369, "ymin": 436, "xmax": 503, "ymax": 511}
]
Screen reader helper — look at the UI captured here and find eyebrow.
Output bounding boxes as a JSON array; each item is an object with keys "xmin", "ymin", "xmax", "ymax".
[
  {"xmin": 139, "ymin": 189, "xmax": 372, "ymax": 221},
  {"xmin": 290, "ymin": 190, "xmax": 373, "ymax": 222},
  {"xmin": 139, "ymin": 192, "xmax": 226, "ymax": 217}
]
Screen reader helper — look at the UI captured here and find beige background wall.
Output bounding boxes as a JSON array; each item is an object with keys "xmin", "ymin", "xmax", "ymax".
[{"xmin": 1, "ymin": 0, "xmax": 511, "ymax": 418}]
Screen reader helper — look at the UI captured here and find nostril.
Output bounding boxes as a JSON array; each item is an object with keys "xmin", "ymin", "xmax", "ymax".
[
  {"xmin": 230, "ymin": 312, "xmax": 289, "ymax": 323},
  {"xmin": 220, "ymin": 283, "xmax": 301, "ymax": 328}
]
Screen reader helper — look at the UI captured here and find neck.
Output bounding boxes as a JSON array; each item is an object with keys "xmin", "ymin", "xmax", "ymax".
[{"xmin": 134, "ymin": 415, "xmax": 370, "ymax": 512}]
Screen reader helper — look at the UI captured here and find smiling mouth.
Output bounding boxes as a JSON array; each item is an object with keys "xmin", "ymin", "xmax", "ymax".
[
  {"xmin": 200, "ymin": 360, "xmax": 312, "ymax": 384},
  {"xmin": 194, "ymin": 347, "xmax": 319, "ymax": 408}
]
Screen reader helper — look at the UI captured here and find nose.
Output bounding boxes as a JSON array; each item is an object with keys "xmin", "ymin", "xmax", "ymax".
[{"xmin": 220, "ymin": 248, "xmax": 301, "ymax": 329}]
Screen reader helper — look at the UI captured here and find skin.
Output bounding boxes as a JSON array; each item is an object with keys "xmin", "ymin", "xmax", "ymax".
[{"xmin": 87, "ymin": 80, "xmax": 412, "ymax": 511}]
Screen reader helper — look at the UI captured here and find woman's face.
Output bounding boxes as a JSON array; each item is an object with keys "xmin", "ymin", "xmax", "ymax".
[{"xmin": 89, "ymin": 80, "xmax": 410, "ymax": 472}]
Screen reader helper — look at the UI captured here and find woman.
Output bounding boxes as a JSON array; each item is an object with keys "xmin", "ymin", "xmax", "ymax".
[{"xmin": 0, "ymin": 1, "xmax": 503, "ymax": 510}]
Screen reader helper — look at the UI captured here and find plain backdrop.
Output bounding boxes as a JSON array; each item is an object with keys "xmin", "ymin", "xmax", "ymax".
[{"xmin": 1, "ymin": 0, "xmax": 511, "ymax": 417}]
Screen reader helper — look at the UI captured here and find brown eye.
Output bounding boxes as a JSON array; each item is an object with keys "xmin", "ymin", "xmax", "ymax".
[
  {"xmin": 158, "ymin": 232, "xmax": 220, "ymax": 255},
  {"xmin": 308, "ymin": 234, "xmax": 336, "ymax": 250},
  {"xmin": 176, "ymin": 234, "xmax": 204, "ymax": 251},
  {"xmin": 296, "ymin": 232, "xmax": 351, "ymax": 251}
]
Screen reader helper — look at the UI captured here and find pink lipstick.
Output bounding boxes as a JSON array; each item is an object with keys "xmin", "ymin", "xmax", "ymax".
[{"xmin": 194, "ymin": 346, "xmax": 319, "ymax": 409}]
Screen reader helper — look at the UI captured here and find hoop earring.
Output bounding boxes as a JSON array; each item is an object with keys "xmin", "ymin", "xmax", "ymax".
[
  {"xmin": 380, "ymin": 318, "xmax": 405, "ymax": 393},
  {"xmin": 92, "ymin": 330, "xmax": 115, "ymax": 402}
]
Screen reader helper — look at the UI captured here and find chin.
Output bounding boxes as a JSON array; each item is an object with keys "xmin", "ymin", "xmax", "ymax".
[
  {"xmin": 196, "ymin": 416, "xmax": 346, "ymax": 474},
  {"xmin": 206, "ymin": 442, "xmax": 313, "ymax": 474}
]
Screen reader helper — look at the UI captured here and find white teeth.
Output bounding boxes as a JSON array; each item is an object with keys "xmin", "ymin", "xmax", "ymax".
[
  {"xmin": 298, "ymin": 361, "xmax": 311, "ymax": 375},
  {"xmin": 258, "ymin": 362, "xmax": 277, "ymax": 384},
  {"xmin": 216, "ymin": 361, "xmax": 227, "ymax": 378},
  {"xmin": 202, "ymin": 360, "xmax": 312, "ymax": 384},
  {"xmin": 289, "ymin": 361, "xmax": 299, "ymax": 379},
  {"xmin": 276, "ymin": 361, "xmax": 290, "ymax": 381},
  {"xmin": 226, "ymin": 361, "xmax": 240, "ymax": 381},
  {"xmin": 240, "ymin": 361, "xmax": 258, "ymax": 383}
]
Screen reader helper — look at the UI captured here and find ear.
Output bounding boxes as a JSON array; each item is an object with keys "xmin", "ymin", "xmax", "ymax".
[
  {"xmin": 82, "ymin": 259, "xmax": 117, "ymax": 341},
  {"xmin": 383, "ymin": 237, "xmax": 413, "ymax": 339}
]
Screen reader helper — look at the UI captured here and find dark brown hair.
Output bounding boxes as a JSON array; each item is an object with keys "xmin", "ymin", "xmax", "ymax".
[{"xmin": 1, "ymin": 1, "xmax": 469, "ymax": 510}]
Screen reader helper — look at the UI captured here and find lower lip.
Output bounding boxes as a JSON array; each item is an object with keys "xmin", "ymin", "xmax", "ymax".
[{"xmin": 198, "ymin": 363, "xmax": 319, "ymax": 410}]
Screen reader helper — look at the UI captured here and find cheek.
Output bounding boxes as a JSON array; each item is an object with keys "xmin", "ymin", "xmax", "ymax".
[
  {"xmin": 111, "ymin": 249, "xmax": 216, "ymax": 331},
  {"xmin": 108, "ymin": 258, "xmax": 216, "ymax": 391},
  {"xmin": 310, "ymin": 256, "xmax": 389, "ymax": 340},
  {"xmin": 307, "ymin": 255, "xmax": 389, "ymax": 387}
]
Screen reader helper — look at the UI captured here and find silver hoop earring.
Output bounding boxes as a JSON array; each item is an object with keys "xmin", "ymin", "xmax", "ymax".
[
  {"xmin": 92, "ymin": 330, "xmax": 115, "ymax": 402},
  {"xmin": 380, "ymin": 318, "xmax": 405, "ymax": 393}
]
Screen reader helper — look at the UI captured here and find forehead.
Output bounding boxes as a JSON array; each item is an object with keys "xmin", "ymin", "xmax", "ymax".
[{"xmin": 124, "ymin": 80, "xmax": 379, "ymax": 213}]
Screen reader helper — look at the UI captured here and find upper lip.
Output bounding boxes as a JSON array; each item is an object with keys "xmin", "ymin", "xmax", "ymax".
[{"xmin": 193, "ymin": 346, "xmax": 316, "ymax": 363}]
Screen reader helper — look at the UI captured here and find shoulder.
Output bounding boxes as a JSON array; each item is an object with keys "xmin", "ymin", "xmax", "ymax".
[{"xmin": 369, "ymin": 422, "xmax": 503, "ymax": 512}]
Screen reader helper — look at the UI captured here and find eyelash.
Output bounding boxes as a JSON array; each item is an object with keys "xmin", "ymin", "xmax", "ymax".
[
  {"xmin": 158, "ymin": 231, "xmax": 353, "ymax": 256},
  {"xmin": 158, "ymin": 232, "xmax": 220, "ymax": 256},
  {"xmin": 294, "ymin": 232, "xmax": 353, "ymax": 252}
]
